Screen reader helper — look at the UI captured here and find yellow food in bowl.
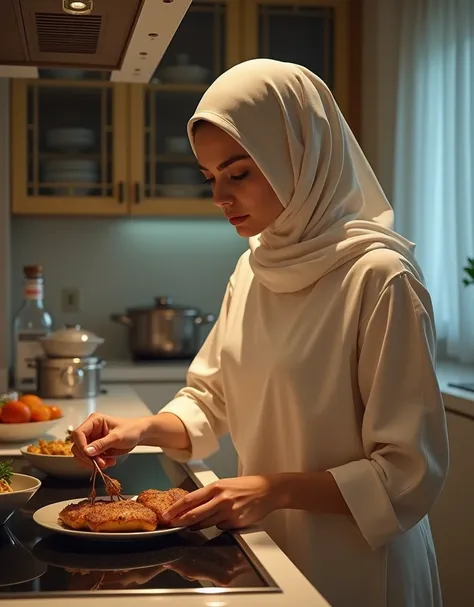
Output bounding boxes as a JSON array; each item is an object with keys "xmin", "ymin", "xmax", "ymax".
[
  {"xmin": 0, "ymin": 479, "xmax": 13, "ymax": 493},
  {"xmin": 27, "ymin": 439, "xmax": 73, "ymax": 456}
]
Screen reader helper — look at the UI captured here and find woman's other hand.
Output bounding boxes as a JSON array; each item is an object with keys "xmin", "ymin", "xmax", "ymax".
[{"xmin": 162, "ymin": 475, "xmax": 285, "ymax": 530}]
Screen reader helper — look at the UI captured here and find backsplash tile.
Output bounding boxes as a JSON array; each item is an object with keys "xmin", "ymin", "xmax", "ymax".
[{"xmin": 11, "ymin": 217, "xmax": 247, "ymax": 358}]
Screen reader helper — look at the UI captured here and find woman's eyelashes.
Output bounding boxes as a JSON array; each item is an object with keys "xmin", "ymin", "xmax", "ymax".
[
  {"xmin": 202, "ymin": 170, "xmax": 249, "ymax": 185},
  {"xmin": 230, "ymin": 170, "xmax": 249, "ymax": 181}
]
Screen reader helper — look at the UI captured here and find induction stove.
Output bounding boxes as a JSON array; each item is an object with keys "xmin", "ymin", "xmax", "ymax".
[{"xmin": 0, "ymin": 453, "xmax": 281, "ymax": 599}]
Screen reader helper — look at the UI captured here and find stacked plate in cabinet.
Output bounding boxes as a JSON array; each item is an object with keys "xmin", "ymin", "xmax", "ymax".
[{"xmin": 42, "ymin": 128, "xmax": 98, "ymax": 195}]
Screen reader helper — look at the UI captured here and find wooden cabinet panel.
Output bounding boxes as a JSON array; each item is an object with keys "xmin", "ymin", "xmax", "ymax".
[
  {"xmin": 11, "ymin": 79, "xmax": 129, "ymax": 215},
  {"xmin": 430, "ymin": 409, "xmax": 474, "ymax": 607},
  {"xmin": 241, "ymin": 0, "xmax": 361, "ymax": 135},
  {"xmin": 129, "ymin": 0, "xmax": 238, "ymax": 217}
]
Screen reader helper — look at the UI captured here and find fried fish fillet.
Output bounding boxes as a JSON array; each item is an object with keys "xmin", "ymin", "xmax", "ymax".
[
  {"xmin": 58, "ymin": 499, "xmax": 108, "ymax": 530},
  {"xmin": 84, "ymin": 500, "xmax": 157, "ymax": 533},
  {"xmin": 137, "ymin": 488, "xmax": 189, "ymax": 525}
]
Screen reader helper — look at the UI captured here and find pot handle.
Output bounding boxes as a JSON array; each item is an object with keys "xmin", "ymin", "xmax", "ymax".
[
  {"xmin": 60, "ymin": 366, "xmax": 85, "ymax": 388},
  {"xmin": 110, "ymin": 314, "xmax": 133, "ymax": 326},
  {"xmin": 194, "ymin": 313, "xmax": 215, "ymax": 326}
]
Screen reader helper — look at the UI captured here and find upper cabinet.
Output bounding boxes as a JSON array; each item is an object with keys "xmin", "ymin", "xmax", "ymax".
[
  {"xmin": 11, "ymin": 0, "xmax": 361, "ymax": 217},
  {"xmin": 241, "ymin": 0, "xmax": 359, "ymax": 128},
  {"xmin": 11, "ymin": 75, "xmax": 129, "ymax": 215},
  {"xmin": 129, "ymin": 0, "xmax": 240, "ymax": 217}
]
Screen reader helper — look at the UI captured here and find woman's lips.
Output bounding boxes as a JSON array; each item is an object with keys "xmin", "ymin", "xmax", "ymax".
[{"xmin": 228, "ymin": 215, "xmax": 249, "ymax": 226}]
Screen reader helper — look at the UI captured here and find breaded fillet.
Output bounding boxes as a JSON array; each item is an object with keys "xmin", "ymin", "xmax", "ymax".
[
  {"xmin": 58, "ymin": 499, "xmax": 108, "ymax": 530},
  {"xmin": 84, "ymin": 500, "xmax": 157, "ymax": 533},
  {"xmin": 137, "ymin": 488, "xmax": 189, "ymax": 525}
]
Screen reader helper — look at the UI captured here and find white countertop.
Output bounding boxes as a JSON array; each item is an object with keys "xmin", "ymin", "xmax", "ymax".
[
  {"xmin": 436, "ymin": 360, "xmax": 474, "ymax": 418},
  {"xmin": 101, "ymin": 360, "xmax": 189, "ymax": 383},
  {"xmin": 0, "ymin": 384, "xmax": 330, "ymax": 607},
  {"xmin": 100, "ymin": 358, "xmax": 474, "ymax": 419}
]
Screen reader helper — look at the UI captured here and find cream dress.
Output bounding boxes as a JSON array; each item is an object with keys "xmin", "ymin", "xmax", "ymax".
[
  {"xmin": 160, "ymin": 248, "xmax": 448, "ymax": 607},
  {"xmin": 158, "ymin": 58, "xmax": 449, "ymax": 606}
]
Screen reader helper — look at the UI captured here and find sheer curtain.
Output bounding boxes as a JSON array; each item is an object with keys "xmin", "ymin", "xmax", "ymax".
[{"xmin": 394, "ymin": 0, "xmax": 474, "ymax": 362}]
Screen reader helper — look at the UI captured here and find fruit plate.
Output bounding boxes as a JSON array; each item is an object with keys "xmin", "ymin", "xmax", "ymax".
[
  {"xmin": 33, "ymin": 497, "xmax": 187, "ymax": 542},
  {"xmin": 0, "ymin": 419, "xmax": 61, "ymax": 443}
]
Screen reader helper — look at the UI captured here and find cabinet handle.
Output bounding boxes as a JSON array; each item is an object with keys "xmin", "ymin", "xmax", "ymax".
[
  {"xmin": 117, "ymin": 181, "xmax": 125, "ymax": 203},
  {"xmin": 134, "ymin": 182, "xmax": 142, "ymax": 204}
]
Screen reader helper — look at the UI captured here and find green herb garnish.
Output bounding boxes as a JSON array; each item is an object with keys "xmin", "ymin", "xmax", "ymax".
[{"xmin": 0, "ymin": 459, "xmax": 13, "ymax": 485}]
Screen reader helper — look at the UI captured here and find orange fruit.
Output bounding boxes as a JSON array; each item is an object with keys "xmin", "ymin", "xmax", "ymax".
[
  {"xmin": 30, "ymin": 406, "xmax": 52, "ymax": 422},
  {"xmin": 19, "ymin": 394, "xmax": 44, "ymax": 411},
  {"xmin": 1, "ymin": 401, "xmax": 31, "ymax": 423},
  {"xmin": 49, "ymin": 405, "xmax": 62, "ymax": 420}
]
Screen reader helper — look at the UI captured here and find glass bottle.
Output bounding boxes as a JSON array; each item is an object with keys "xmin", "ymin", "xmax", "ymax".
[{"xmin": 13, "ymin": 265, "xmax": 53, "ymax": 391}]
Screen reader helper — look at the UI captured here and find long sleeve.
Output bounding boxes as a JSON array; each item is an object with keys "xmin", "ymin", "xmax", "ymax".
[
  {"xmin": 328, "ymin": 271, "xmax": 449, "ymax": 550},
  {"xmin": 158, "ymin": 279, "xmax": 233, "ymax": 462}
]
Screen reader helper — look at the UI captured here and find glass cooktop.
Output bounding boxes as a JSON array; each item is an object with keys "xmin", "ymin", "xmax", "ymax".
[{"xmin": 0, "ymin": 453, "xmax": 280, "ymax": 598}]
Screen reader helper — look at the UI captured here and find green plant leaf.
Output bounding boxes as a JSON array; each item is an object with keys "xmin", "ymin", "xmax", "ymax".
[{"xmin": 0, "ymin": 459, "xmax": 13, "ymax": 484}]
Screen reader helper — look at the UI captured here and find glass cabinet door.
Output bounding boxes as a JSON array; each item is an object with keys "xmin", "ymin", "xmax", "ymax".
[
  {"xmin": 129, "ymin": 0, "xmax": 240, "ymax": 216},
  {"xmin": 11, "ymin": 72, "xmax": 128, "ymax": 215},
  {"xmin": 242, "ymin": 0, "xmax": 351, "ymax": 120}
]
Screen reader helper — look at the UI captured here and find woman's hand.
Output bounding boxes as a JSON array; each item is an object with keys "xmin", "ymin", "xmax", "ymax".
[
  {"xmin": 162, "ymin": 475, "xmax": 284, "ymax": 530},
  {"xmin": 71, "ymin": 413, "xmax": 151, "ymax": 469}
]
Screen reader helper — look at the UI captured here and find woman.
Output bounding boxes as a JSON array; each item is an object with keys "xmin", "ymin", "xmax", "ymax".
[{"xmin": 72, "ymin": 58, "xmax": 449, "ymax": 606}]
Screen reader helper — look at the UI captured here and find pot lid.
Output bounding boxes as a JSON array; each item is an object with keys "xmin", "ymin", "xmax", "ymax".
[
  {"xmin": 40, "ymin": 325, "xmax": 104, "ymax": 345},
  {"xmin": 35, "ymin": 355, "xmax": 102, "ymax": 366}
]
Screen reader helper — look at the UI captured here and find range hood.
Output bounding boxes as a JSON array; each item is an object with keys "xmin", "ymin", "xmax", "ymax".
[{"xmin": 0, "ymin": 0, "xmax": 192, "ymax": 83}]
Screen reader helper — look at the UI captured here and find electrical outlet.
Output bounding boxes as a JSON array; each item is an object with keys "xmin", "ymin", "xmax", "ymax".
[{"xmin": 61, "ymin": 287, "xmax": 82, "ymax": 313}]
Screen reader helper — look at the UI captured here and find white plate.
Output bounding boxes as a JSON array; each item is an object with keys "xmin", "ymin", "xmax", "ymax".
[{"xmin": 33, "ymin": 497, "xmax": 186, "ymax": 541}]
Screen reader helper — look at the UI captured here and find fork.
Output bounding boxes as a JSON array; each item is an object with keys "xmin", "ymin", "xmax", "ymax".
[{"xmin": 90, "ymin": 458, "xmax": 126, "ymax": 501}]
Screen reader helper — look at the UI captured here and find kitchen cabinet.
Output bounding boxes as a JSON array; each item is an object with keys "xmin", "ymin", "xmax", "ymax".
[
  {"xmin": 241, "ymin": 0, "xmax": 361, "ymax": 130},
  {"xmin": 11, "ymin": 0, "xmax": 361, "ymax": 217},
  {"xmin": 11, "ymin": 76, "xmax": 129, "ymax": 216},
  {"xmin": 429, "ymin": 408, "xmax": 474, "ymax": 607},
  {"xmin": 128, "ymin": 0, "xmax": 241, "ymax": 217}
]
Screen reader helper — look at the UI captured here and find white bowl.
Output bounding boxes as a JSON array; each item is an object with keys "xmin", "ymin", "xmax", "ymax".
[
  {"xmin": 21, "ymin": 448, "xmax": 90, "ymax": 479},
  {"xmin": 162, "ymin": 166, "xmax": 201, "ymax": 185},
  {"xmin": 0, "ymin": 419, "xmax": 61, "ymax": 444},
  {"xmin": 46, "ymin": 128, "xmax": 95, "ymax": 151},
  {"xmin": 20, "ymin": 447, "xmax": 129, "ymax": 479},
  {"xmin": 164, "ymin": 136, "xmax": 191, "ymax": 155},
  {"xmin": 0, "ymin": 473, "xmax": 41, "ymax": 525},
  {"xmin": 160, "ymin": 65, "xmax": 210, "ymax": 84},
  {"xmin": 42, "ymin": 159, "xmax": 98, "ymax": 173},
  {"xmin": 160, "ymin": 184, "xmax": 204, "ymax": 198}
]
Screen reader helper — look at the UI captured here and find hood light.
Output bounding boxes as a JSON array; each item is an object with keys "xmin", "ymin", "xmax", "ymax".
[{"xmin": 62, "ymin": 1, "xmax": 93, "ymax": 15}]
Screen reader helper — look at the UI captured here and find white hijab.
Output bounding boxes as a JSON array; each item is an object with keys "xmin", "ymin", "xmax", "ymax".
[{"xmin": 187, "ymin": 58, "xmax": 422, "ymax": 293}]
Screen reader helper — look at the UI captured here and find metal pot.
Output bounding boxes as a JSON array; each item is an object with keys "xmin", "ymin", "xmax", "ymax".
[
  {"xmin": 39, "ymin": 325, "xmax": 104, "ymax": 358},
  {"xmin": 111, "ymin": 296, "xmax": 215, "ymax": 360},
  {"xmin": 29, "ymin": 356, "xmax": 105, "ymax": 399}
]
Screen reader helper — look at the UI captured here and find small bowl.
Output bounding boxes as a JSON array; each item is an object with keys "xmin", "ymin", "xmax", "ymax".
[
  {"xmin": 0, "ymin": 473, "xmax": 41, "ymax": 525},
  {"xmin": 0, "ymin": 419, "xmax": 62, "ymax": 444},
  {"xmin": 20, "ymin": 447, "xmax": 129, "ymax": 479}
]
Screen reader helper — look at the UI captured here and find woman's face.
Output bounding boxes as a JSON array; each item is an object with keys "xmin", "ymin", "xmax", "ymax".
[{"xmin": 193, "ymin": 122, "xmax": 284, "ymax": 237}]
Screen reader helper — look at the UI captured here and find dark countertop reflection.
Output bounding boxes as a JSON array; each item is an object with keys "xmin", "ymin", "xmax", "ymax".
[{"xmin": 0, "ymin": 453, "xmax": 274, "ymax": 598}]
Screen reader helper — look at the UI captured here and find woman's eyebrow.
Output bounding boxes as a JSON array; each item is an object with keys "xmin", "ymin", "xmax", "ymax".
[{"xmin": 198, "ymin": 154, "xmax": 250, "ymax": 172}]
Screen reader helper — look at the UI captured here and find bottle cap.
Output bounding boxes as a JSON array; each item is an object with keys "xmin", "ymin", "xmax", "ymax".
[{"xmin": 23, "ymin": 265, "xmax": 43, "ymax": 279}]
